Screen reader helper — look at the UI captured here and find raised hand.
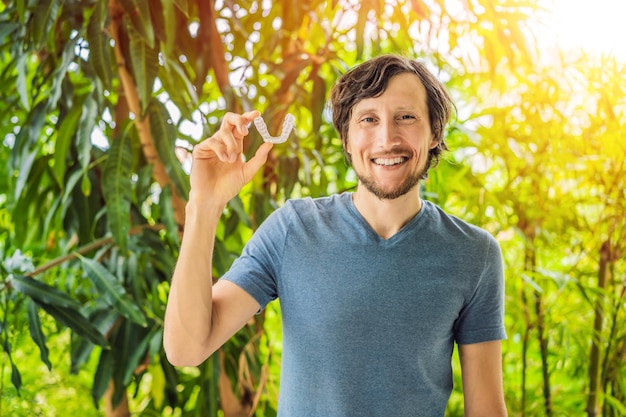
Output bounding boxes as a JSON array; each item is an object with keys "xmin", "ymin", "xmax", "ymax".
[{"xmin": 189, "ymin": 110, "xmax": 274, "ymax": 207}]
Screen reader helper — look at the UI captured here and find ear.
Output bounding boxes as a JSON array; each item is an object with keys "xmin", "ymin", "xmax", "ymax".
[
  {"xmin": 429, "ymin": 135, "xmax": 439, "ymax": 150},
  {"xmin": 343, "ymin": 136, "xmax": 353, "ymax": 154},
  {"xmin": 343, "ymin": 138, "xmax": 353, "ymax": 164}
]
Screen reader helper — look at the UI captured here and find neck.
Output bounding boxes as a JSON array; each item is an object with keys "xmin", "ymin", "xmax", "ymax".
[{"xmin": 352, "ymin": 186, "xmax": 423, "ymax": 240}]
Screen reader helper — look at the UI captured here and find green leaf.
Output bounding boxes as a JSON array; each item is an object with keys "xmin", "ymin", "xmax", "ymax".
[
  {"xmin": 14, "ymin": 51, "xmax": 30, "ymax": 110},
  {"xmin": 92, "ymin": 348, "xmax": 113, "ymax": 404},
  {"xmin": 36, "ymin": 301, "xmax": 109, "ymax": 347},
  {"xmin": 159, "ymin": 56, "xmax": 198, "ymax": 118},
  {"xmin": 30, "ymin": 0, "xmax": 60, "ymax": 50},
  {"xmin": 11, "ymin": 100, "xmax": 47, "ymax": 201},
  {"xmin": 161, "ymin": 0, "xmax": 177, "ymax": 56},
  {"xmin": 147, "ymin": 99, "xmax": 190, "ymax": 200},
  {"xmin": 76, "ymin": 95, "xmax": 97, "ymax": 171},
  {"xmin": 71, "ymin": 308, "xmax": 120, "ymax": 373},
  {"xmin": 27, "ymin": 300, "xmax": 52, "ymax": 371},
  {"xmin": 0, "ymin": 322, "xmax": 22, "ymax": 392},
  {"xmin": 103, "ymin": 130, "xmax": 133, "ymax": 253},
  {"xmin": 134, "ymin": 163, "xmax": 154, "ymax": 206},
  {"xmin": 78, "ymin": 255, "xmax": 147, "ymax": 327},
  {"xmin": 10, "ymin": 274, "xmax": 83, "ymax": 310},
  {"xmin": 127, "ymin": 18, "xmax": 159, "ymax": 114},
  {"xmin": 119, "ymin": 0, "xmax": 155, "ymax": 48},
  {"xmin": 280, "ymin": 156, "xmax": 300, "ymax": 200},
  {"xmin": 47, "ymin": 39, "xmax": 79, "ymax": 111},
  {"xmin": 228, "ymin": 195, "xmax": 251, "ymax": 229},
  {"xmin": 115, "ymin": 320, "xmax": 152, "ymax": 386},
  {"xmin": 0, "ymin": 22, "xmax": 21, "ymax": 39},
  {"xmin": 87, "ymin": 0, "xmax": 112, "ymax": 90},
  {"xmin": 54, "ymin": 94, "xmax": 85, "ymax": 186},
  {"xmin": 159, "ymin": 185, "xmax": 180, "ymax": 246}
]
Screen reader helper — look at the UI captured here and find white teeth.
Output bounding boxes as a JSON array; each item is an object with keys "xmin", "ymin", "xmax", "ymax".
[{"xmin": 373, "ymin": 157, "xmax": 405, "ymax": 166}]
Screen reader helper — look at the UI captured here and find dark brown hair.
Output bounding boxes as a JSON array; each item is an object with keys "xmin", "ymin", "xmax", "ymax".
[{"xmin": 329, "ymin": 54, "xmax": 454, "ymax": 172}]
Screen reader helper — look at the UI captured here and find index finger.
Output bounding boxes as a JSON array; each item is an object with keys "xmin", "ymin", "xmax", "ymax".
[{"xmin": 220, "ymin": 110, "xmax": 260, "ymax": 138}]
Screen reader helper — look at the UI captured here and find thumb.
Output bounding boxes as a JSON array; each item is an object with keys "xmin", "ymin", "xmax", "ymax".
[{"xmin": 242, "ymin": 142, "xmax": 274, "ymax": 182}]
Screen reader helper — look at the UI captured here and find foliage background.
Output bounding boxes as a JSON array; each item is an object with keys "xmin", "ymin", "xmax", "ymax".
[{"xmin": 0, "ymin": 0, "xmax": 625, "ymax": 416}]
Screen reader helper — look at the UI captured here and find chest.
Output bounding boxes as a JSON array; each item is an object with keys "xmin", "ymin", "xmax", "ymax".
[{"xmin": 277, "ymin": 237, "xmax": 471, "ymax": 343}]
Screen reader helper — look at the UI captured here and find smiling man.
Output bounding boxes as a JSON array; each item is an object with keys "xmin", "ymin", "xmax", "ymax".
[{"xmin": 164, "ymin": 54, "xmax": 508, "ymax": 416}]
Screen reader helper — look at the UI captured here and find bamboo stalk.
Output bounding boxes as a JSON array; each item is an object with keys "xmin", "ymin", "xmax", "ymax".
[{"xmin": 586, "ymin": 241, "xmax": 610, "ymax": 417}]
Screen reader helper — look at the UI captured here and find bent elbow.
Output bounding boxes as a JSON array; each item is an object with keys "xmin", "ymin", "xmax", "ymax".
[
  {"xmin": 163, "ymin": 336, "xmax": 216, "ymax": 367},
  {"xmin": 164, "ymin": 345, "xmax": 211, "ymax": 367}
]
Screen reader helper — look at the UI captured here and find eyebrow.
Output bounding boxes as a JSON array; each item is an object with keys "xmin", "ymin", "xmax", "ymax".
[{"xmin": 353, "ymin": 106, "xmax": 422, "ymax": 118}]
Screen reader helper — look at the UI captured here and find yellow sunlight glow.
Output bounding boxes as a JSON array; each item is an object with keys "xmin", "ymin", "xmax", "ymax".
[{"xmin": 547, "ymin": 0, "xmax": 626, "ymax": 59}]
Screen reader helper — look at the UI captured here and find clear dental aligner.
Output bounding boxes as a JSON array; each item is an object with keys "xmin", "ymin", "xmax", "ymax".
[{"xmin": 253, "ymin": 113, "xmax": 295, "ymax": 144}]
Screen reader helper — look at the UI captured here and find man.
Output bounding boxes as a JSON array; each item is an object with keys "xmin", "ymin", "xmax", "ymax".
[{"xmin": 164, "ymin": 54, "xmax": 508, "ymax": 416}]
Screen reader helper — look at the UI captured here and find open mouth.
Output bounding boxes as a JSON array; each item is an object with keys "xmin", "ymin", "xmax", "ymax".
[{"xmin": 372, "ymin": 156, "xmax": 408, "ymax": 166}]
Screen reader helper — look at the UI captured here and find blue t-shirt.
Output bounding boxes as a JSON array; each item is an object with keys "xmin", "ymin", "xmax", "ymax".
[{"xmin": 222, "ymin": 192, "xmax": 506, "ymax": 416}]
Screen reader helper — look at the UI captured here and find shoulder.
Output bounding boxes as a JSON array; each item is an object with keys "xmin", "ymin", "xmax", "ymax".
[
  {"xmin": 282, "ymin": 193, "xmax": 351, "ymax": 221},
  {"xmin": 422, "ymin": 200, "xmax": 498, "ymax": 250},
  {"xmin": 285, "ymin": 193, "xmax": 348, "ymax": 211}
]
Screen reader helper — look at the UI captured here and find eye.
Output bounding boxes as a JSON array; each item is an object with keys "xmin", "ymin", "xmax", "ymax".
[
  {"xmin": 397, "ymin": 114, "xmax": 417, "ymax": 124},
  {"xmin": 359, "ymin": 116, "xmax": 377, "ymax": 124}
]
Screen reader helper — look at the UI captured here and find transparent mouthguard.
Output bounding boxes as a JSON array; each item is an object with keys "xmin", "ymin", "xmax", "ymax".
[{"xmin": 253, "ymin": 113, "xmax": 295, "ymax": 144}]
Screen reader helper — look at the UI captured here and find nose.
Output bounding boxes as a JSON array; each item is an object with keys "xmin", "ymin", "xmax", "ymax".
[{"xmin": 377, "ymin": 118, "xmax": 402, "ymax": 148}]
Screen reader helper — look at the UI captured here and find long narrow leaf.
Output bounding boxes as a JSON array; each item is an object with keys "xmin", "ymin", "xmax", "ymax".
[
  {"xmin": 30, "ymin": 0, "xmax": 59, "ymax": 50},
  {"xmin": 71, "ymin": 308, "xmax": 121, "ymax": 373},
  {"xmin": 119, "ymin": 0, "xmax": 155, "ymax": 48},
  {"xmin": 78, "ymin": 255, "xmax": 147, "ymax": 327},
  {"xmin": 103, "ymin": 130, "xmax": 133, "ymax": 253},
  {"xmin": 11, "ymin": 274, "xmax": 82, "ymax": 310},
  {"xmin": 54, "ymin": 94, "xmax": 85, "ymax": 186},
  {"xmin": 1, "ymin": 323, "xmax": 22, "ymax": 392},
  {"xmin": 86, "ymin": 0, "xmax": 112, "ymax": 90},
  {"xmin": 147, "ymin": 99, "xmax": 190, "ymax": 200},
  {"xmin": 27, "ymin": 299, "xmax": 52, "ymax": 370},
  {"xmin": 14, "ymin": 51, "xmax": 29, "ymax": 110},
  {"xmin": 128, "ymin": 20, "xmax": 159, "ymax": 114},
  {"xmin": 104, "ymin": 319, "xmax": 152, "ymax": 408},
  {"xmin": 76, "ymin": 95, "xmax": 97, "ymax": 172},
  {"xmin": 37, "ymin": 302, "xmax": 109, "ymax": 347},
  {"xmin": 92, "ymin": 348, "xmax": 113, "ymax": 404},
  {"xmin": 159, "ymin": 185, "xmax": 180, "ymax": 246}
]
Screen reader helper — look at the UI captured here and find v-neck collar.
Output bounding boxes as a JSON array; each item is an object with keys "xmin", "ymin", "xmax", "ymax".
[{"xmin": 341, "ymin": 192, "xmax": 428, "ymax": 245}]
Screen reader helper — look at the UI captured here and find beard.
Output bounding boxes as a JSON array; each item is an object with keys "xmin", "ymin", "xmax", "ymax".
[{"xmin": 355, "ymin": 169, "xmax": 423, "ymax": 200}]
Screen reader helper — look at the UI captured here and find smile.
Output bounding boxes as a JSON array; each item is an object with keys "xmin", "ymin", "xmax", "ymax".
[{"xmin": 372, "ymin": 157, "xmax": 407, "ymax": 166}]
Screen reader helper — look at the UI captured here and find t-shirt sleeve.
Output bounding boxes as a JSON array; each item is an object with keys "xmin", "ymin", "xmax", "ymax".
[
  {"xmin": 219, "ymin": 203, "xmax": 291, "ymax": 310},
  {"xmin": 454, "ymin": 234, "xmax": 507, "ymax": 345}
]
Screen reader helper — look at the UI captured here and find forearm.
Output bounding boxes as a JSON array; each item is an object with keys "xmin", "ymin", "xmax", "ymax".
[
  {"xmin": 460, "ymin": 341, "xmax": 507, "ymax": 417},
  {"xmin": 163, "ymin": 201, "xmax": 224, "ymax": 366}
]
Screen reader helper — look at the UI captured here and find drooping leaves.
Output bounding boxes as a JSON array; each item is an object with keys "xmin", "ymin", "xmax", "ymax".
[
  {"xmin": 27, "ymin": 299, "xmax": 52, "ymax": 371},
  {"xmin": 126, "ymin": 16, "xmax": 160, "ymax": 114},
  {"xmin": 87, "ymin": 0, "xmax": 113, "ymax": 90},
  {"xmin": 11, "ymin": 274, "xmax": 83, "ymax": 310},
  {"xmin": 30, "ymin": 0, "xmax": 60, "ymax": 50},
  {"xmin": 78, "ymin": 255, "xmax": 147, "ymax": 327},
  {"xmin": 102, "ymin": 129, "xmax": 133, "ymax": 253},
  {"xmin": 147, "ymin": 99, "xmax": 190, "ymax": 200},
  {"xmin": 36, "ymin": 301, "xmax": 110, "ymax": 347},
  {"xmin": 118, "ymin": 0, "xmax": 155, "ymax": 48}
]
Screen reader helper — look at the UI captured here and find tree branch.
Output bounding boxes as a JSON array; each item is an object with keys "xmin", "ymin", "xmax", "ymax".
[
  {"xmin": 25, "ymin": 224, "xmax": 164, "ymax": 278},
  {"xmin": 108, "ymin": 0, "xmax": 187, "ymax": 231}
]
